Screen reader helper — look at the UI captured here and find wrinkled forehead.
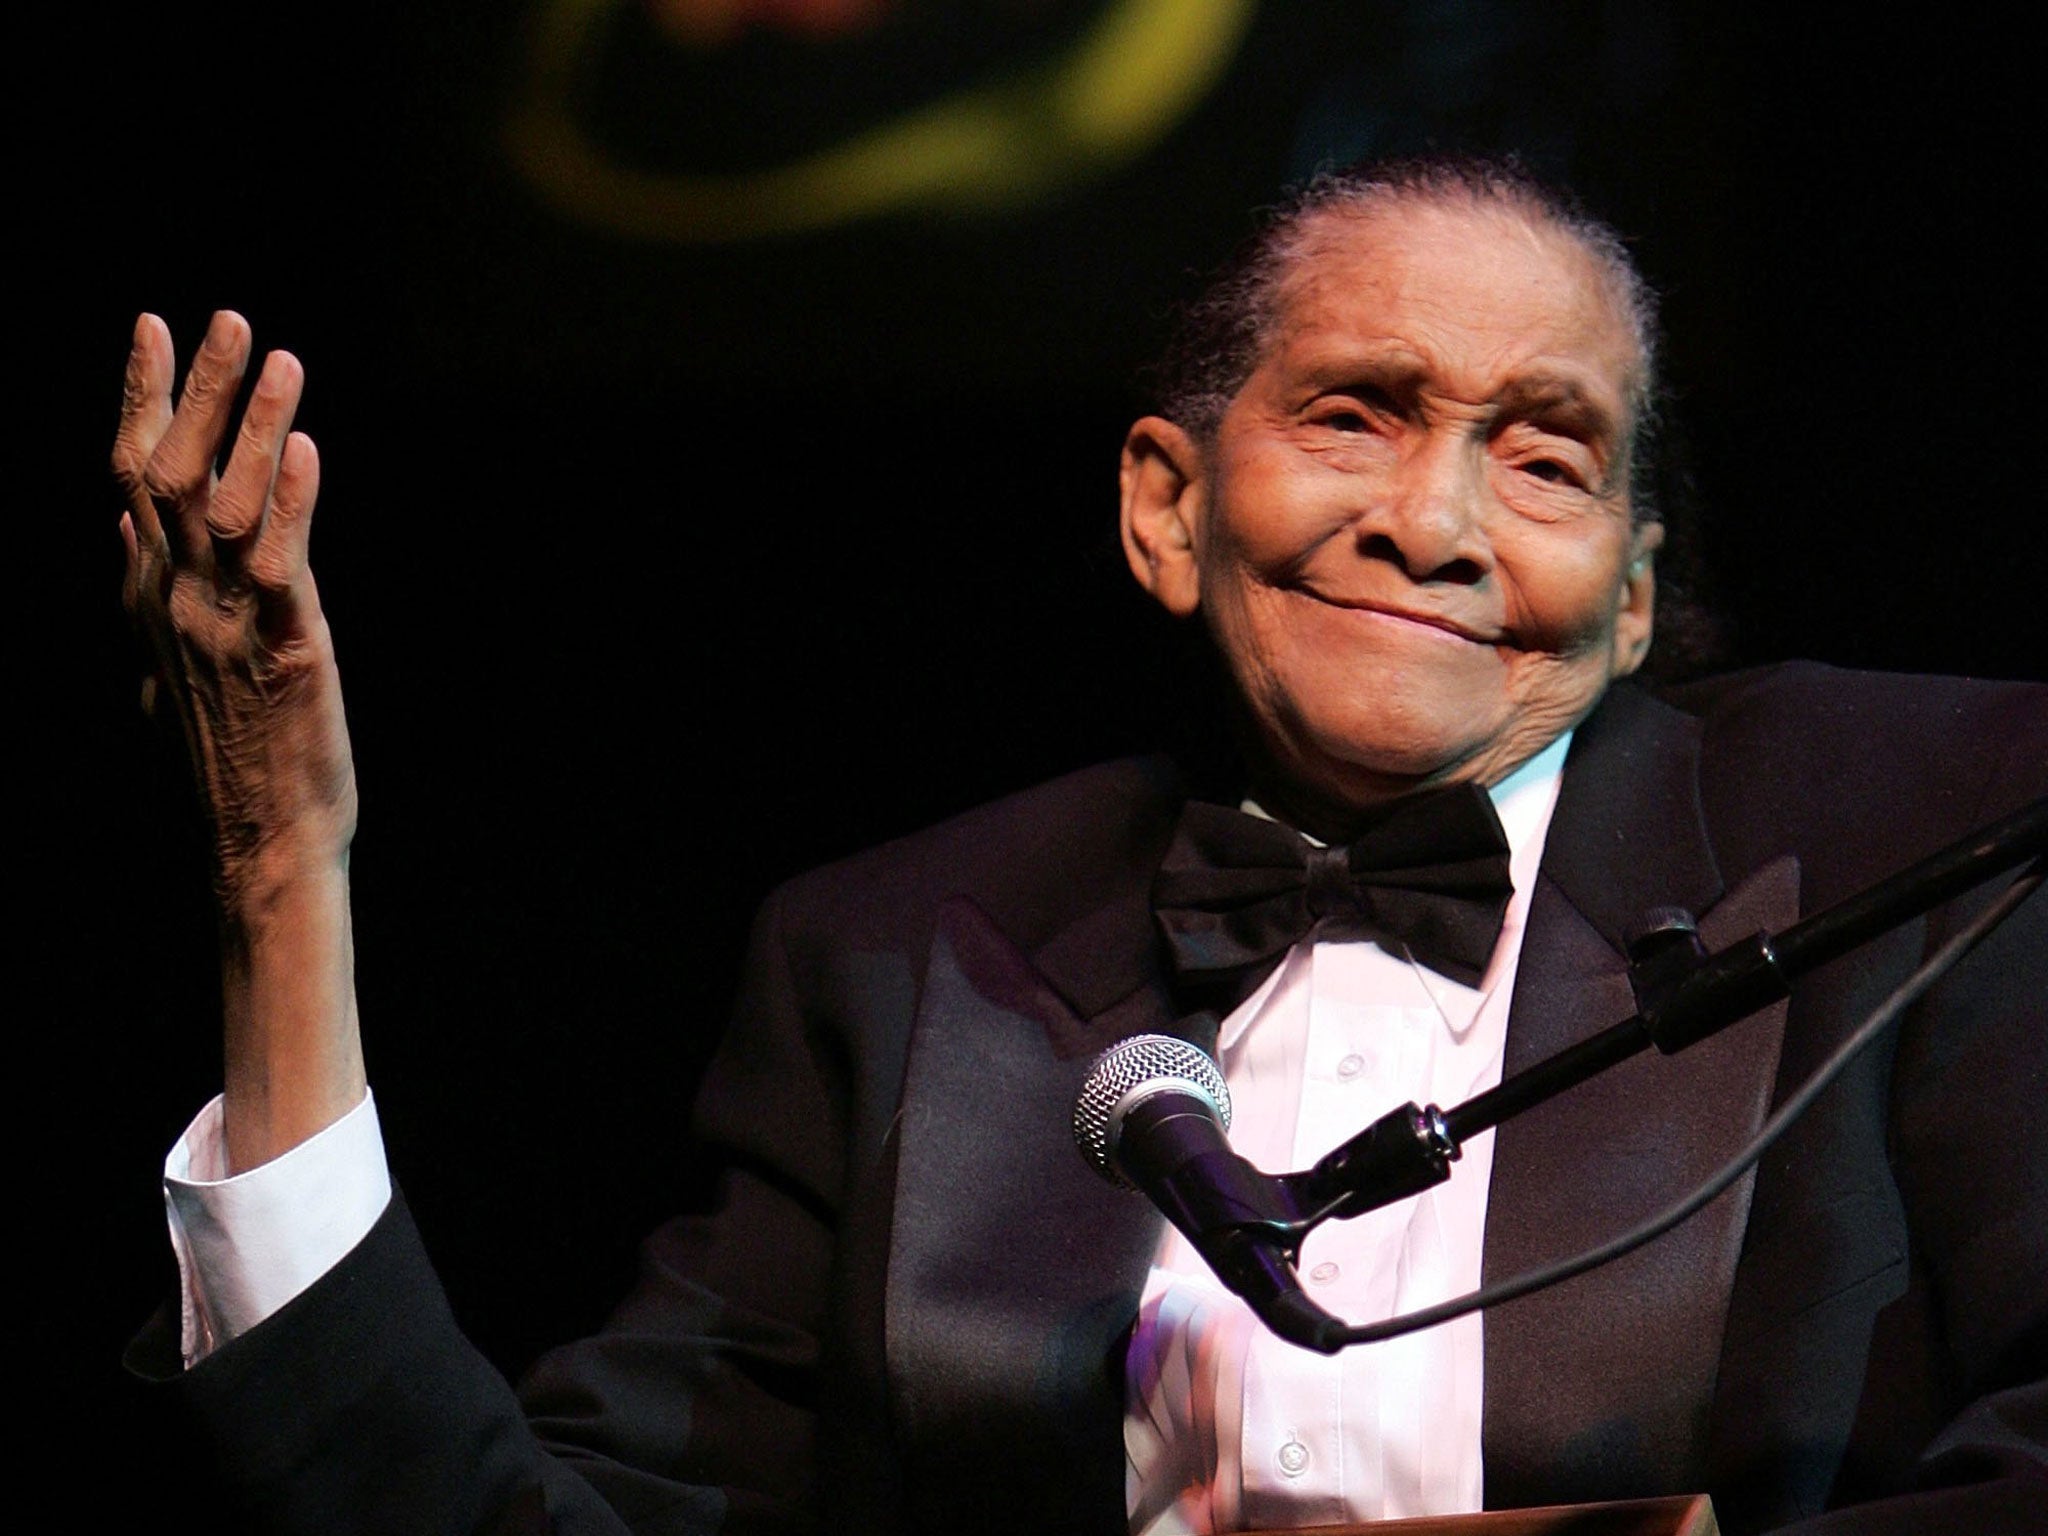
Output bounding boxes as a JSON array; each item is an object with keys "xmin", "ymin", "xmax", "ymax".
[{"xmin": 1266, "ymin": 195, "xmax": 1649, "ymax": 408}]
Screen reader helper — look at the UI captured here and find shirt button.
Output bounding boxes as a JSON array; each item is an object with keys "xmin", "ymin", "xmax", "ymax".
[
  {"xmin": 1335, "ymin": 1053, "xmax": 1366, "ymax": 1080},
  {"xmin": 1308, "ymin": 1261, "xmax": 1340, "ymax": 1285},
  {"xmin": 1277, "ymin": 1440, "xmax": 1311, "ymax": 1477}
]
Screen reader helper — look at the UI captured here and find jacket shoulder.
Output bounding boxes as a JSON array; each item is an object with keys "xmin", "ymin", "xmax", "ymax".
[
  {"xmin": 1665, "ymin": 659, "xmax": 2044, "ymax": 736},
  {"xmin": 767, "ymin": 756, "xmax": 1186, "ymax": 954},
  {"xmin": 1657, "ymin": 661, "xmax": 2047, "ymax": 883}
]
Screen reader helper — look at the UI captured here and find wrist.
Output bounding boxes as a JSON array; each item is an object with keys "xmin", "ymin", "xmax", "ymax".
[{"xmin": 215, "ymin": 838, "xmax": 351, "ymax": 935}]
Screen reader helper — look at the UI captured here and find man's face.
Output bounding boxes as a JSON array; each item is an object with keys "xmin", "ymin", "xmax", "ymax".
[{"xmin": 1122, "ymin": 197, "xmax": 1661, "ymax": 825}]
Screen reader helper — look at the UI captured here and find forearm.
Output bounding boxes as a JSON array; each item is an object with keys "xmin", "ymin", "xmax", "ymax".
[{"xmin": 217, "ymin": 855, "xmax": 364, "ymax": 1174}]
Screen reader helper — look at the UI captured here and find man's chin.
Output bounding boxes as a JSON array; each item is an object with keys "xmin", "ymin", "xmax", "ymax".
[
  {"xmin": 1305, "ymin": 710, "xmax": 1510, "ymax": 786},
  {"xmin": 1249, "ymin": 731, "xmax": 1504, "ymax": 830},
  {"xmin": 1277, "ymin": 673, "xmax": 1612, "ymax": 799}
]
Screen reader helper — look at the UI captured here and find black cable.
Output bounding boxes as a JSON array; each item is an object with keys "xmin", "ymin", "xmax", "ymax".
[{"xmin": 1325, "ymin": 860, "xmax": 2043, "ymax": 1349}]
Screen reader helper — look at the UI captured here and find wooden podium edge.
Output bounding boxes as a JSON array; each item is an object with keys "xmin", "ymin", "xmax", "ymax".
[{"xmin": 1239, "ymin": 1491, "xmax": 1719, "ymax": 1536}]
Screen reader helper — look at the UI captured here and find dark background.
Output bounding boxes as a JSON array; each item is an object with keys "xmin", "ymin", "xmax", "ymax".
[{"xmin": 33, "ymin": 0, "xmax": 2040, "ymax": 1508}]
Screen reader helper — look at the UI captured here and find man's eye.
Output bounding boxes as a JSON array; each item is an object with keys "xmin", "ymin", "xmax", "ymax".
[
  {"xmin": 1311, "ymin": 399, "xmax": 1384, "ymax": 432},
  {"xmin": 1520, "ymin": 458, "xmax": 1582, "ymax": 487}
]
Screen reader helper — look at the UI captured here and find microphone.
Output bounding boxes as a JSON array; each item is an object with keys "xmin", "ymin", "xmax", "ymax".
[
  {"xmin": 1072, "ymin": 1032, "xmax": 1232, "ymax": 1189},
  {"xmin": 1074, "ymin": 1035, "xmax": 1345, "ymax": 1352}
]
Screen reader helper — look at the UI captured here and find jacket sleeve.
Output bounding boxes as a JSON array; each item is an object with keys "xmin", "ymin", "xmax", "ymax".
[
  {"xmin": 1813, "ymin": 802, "xmax": 2046, "ymax": 1530},
  {"xmin": 1768, "ymin": 692, "xmax": 2048, "ymax": 1533},
  {"xmin": 1765, "ymin": 867, "xmax": 2048, "ymax": 1533},
  {"xmin": 131, "ymin": 883, "xmax": 844, "ymax": 1535}
]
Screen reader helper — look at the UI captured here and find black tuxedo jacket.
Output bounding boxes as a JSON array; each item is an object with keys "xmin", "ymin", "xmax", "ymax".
[{"xmin": 147, "ymin": 664, "xmax": 2048, "ymax": 1535}]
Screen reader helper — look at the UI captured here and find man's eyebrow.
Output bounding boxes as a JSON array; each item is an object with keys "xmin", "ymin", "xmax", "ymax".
[
  {"xmin": 1494, "ymin": 373, "xmax": 1623, "ymax": 445},
  {"xmin": 1288, "ymin": 350, "xmax": 1432, "ymax": 404}
]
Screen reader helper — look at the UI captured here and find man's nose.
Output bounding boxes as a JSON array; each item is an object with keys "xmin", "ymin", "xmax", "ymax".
[{"xmin": 1356, "ymin": 435, "xmax": 1492, "ymax": 584}]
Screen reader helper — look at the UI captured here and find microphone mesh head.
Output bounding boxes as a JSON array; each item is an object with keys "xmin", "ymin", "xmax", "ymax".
[{"xmin": 1073, "ymin": 1033, "xmax": 1232, "ymax": 1187}]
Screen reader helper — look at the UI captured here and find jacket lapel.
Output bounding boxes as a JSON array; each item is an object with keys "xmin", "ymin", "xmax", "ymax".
[
  {"xmin": 885, "ymin": 873, "xmax": 1197, "ymax": 1534},
  {"xmin": 1482, "ymin": 685, "xmax": 1799, "ymax": 1506}
]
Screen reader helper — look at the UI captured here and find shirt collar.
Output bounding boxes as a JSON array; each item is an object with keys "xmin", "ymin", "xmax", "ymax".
[{"xmin": 1218, "ymin": 731, "xmax": 1573, "ymax": 1052}]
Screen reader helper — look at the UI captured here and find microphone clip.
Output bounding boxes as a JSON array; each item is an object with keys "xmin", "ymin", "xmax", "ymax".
[{"xmin": 1627, "ymin": 906, "xmax": 1793, "ymax": 1055}]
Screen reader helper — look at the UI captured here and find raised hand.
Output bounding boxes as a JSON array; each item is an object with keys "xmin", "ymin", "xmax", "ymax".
[{"xmin": 114, "ymin": 312, "xmax": 365, "ymax": 1172}]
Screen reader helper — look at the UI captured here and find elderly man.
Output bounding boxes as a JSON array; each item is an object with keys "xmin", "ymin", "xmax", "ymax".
[{"xmin": 120, "ymin": 158, "xmax": 2045, "ymax": 1533}]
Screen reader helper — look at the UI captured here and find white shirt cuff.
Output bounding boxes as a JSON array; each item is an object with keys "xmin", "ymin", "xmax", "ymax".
[{"xmin": 163, "ymin": 1088, "xmax": 392, "ymax": 1368}]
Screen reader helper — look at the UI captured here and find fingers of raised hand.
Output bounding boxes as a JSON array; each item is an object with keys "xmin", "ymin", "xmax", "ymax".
[
  {"xmin": 112, "ymin": 314, "xmax": 175, "ymax": 549},
  {"xmin": 140, "ymin": 310, "xmax": 252, "ymax": 568},
  {"xmin": 210, "ymin": 349, "xmax": 307, "ymax": 583},
  {"xmin": 114, "ymin": 312, "xmax": 320, "ymax": 603},
  {"xmin": 247, "ymin": 431, "xmax": 322, "ymax": 629},
  {"xmin": 113, "ymin": 314, "xmax": 328, "ymax": 725},
  {"xmin": 117, "ymin": 511, "xmax": 151, "ymax": 654}
]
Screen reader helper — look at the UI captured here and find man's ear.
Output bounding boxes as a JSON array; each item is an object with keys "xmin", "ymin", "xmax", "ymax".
[
  {"xmin": 1610, "ymin": 519, "xmax": 1664, "ymax": 677},
  {"xmin": 1120, "ymin": 415, "xmax": 1206, "ymax": 618}
]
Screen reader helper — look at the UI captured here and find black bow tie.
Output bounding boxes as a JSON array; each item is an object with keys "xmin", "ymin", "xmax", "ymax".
[{"xmin": 1152, "ymin": 783, "xmax": 1515, "ymax": 995}]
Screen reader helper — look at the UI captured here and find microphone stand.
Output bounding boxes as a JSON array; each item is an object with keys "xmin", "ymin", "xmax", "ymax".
[{"xmin": 1180, "ymin": 795, "xmax": 2047, "ymax": 1353}]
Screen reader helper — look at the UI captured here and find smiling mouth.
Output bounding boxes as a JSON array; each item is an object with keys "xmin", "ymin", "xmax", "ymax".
[{"xmin": 1295, "ymin": 588, "xmax": 1500, "ymax": 645}]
